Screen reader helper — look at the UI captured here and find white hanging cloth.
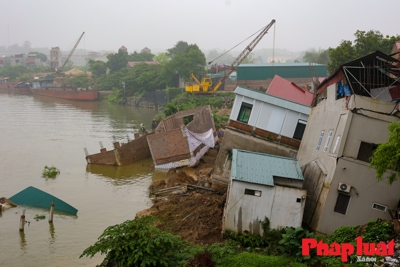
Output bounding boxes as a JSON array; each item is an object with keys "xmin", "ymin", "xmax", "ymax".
[{"xmin": 185, "ymin": 128, "xmax": 215, "ymax": 152}]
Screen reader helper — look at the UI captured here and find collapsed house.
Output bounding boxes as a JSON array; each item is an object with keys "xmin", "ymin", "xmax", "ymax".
[
  {"xmin": 223, "ymin": 149, "xmax": 306, "ymax": 234},
  {"xmin": 212, "ymin": 85, "xmax": 311, "ymax": 185},
  {"xmin": 85, "ymin": 132, "xmax": 152, "ymax": 166},
  {"xmin": 85, "ymin": 106, "xmax": 217, "ymax": 169},
  {"xmin": 146, "ymin": 105, "xmax": 217, "ymax": 170},
  {"xmin": 297, "ymin": 51, "xmax": 400, "ymax": 234}
]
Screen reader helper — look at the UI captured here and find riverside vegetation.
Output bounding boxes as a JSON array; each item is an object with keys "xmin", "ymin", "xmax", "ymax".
[{"xmin": 80, "ymin": 215, "xmax": 396, "ymax": 267}]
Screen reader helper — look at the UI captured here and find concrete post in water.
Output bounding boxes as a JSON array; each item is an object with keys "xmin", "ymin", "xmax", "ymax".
[
  {"xmin": 19, "ymin": 209, "xmax": 25, "ymax": 232},
  {"xmin": 49, "ymin": 201, "xmax": 54, "ymax": 223}
]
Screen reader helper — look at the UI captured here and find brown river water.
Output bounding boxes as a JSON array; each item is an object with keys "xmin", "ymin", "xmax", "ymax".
[{"xmin": 0, "ymin": 92, "xmax": 166, "ymax": 266}]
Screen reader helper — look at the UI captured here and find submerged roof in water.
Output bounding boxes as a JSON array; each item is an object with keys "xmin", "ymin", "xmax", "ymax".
[{"xmin": 9, "ymin": 186, "xmax": 78, "ymax": 215}]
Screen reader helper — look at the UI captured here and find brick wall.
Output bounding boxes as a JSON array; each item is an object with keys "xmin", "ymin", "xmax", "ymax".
[
  {"xmin": 228, "ymin": 120, "xmax": 300, "ymax": 149},
  {"xmin": 228, "ymin": 120, "xmax": 253, "ymax": 133},
  {"xmin": 86, "ymin": 133, "xmax": 152, "ymax": 166},
  {"xmin": 116, "ymin": 134, "xmax": 152, "ymax": 165},
  {"xmin": 86, "ymin": 149, "xmax": 117, "ymax": 166}
]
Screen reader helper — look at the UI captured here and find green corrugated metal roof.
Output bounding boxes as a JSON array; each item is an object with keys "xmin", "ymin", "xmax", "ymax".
[
  {"xmin": 237, "ymin": 63, "xmax": 328, "ymax": 80},
  {"xmin": 231, "ymin": 149, "xmax": 303, "ymax": 186},
  {"xmin": 234, "ymin": 86, "xmax": 311, "ymax": 115},
  {"xmin": 9, "ymin": 186, "xmax": 78, "ymax": 215},
  {"xmin": 239, "ymin": 63, "xmax": 324, "ymax": 67}
]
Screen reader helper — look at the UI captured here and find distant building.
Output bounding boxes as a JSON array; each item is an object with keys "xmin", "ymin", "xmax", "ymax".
[
  {"xmin": 10, "ymin": 54, "xmax": 26, "ymax": 66},
  {"xmin": 26, "ymin": 53, "xmax": 41, "ymax": 66},
  {"xmin": 141, "ymin": 47, "xmax": 151, "ymax": 54},
  {"xmin": 119, "ymin": 46, "xmax": 128, "ymax": 53},
  {"xmin": 50, "ymin": 47, "xmax": 62, "ymax": 70},
  {"xmin": 236, "ymin": 63, "xmax": 328, "ymax": 92},
  {"xmin": 127, "ymin": 61, "xmax": 159, "ymax": 68}
]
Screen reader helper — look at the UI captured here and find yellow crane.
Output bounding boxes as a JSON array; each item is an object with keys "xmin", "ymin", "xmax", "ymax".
[{"xmin": 185, "ymin": 19, "xmax": 276, "ymax": 94}]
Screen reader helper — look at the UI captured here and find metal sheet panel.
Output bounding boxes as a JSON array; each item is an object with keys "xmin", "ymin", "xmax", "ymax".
[
  {"xmin": 232, "ymin": 149, "xmax": 304, "ymax": 186},
  {"xmin": 234, "ymin": 86, "xmax": 310, "ymax": 115},
  {"xmin": 9, "ymin": 186, "xmax": 78, "ymax": 215},
  {"xmin": 237, "ymin": 63, "xmax": 328, "ymax": 80}
]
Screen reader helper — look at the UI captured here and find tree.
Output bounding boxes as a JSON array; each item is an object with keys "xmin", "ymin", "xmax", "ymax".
[
  {"xmin": 106, "ymin": 50, "xmax": 128, "ymax": 72},
  {"xmin": 328, "ymin": 30, "xmax": 399, "ymax": 73},
  {"xmin": 68, "ymin": 74, "xmax": 92, "ymax": 87},
  {"xmin": 154, "ymin": 52, "xmax": 170, "ymax": 65},
  {"xmin": 123, "ymin": 63, "xmax": 165, "ymax": 95},
  {"xmin": 167, "ymin": 41, "xmax": 189, "ymax": 58},
  {"xmin": 370, "ymin": 121, "xmax": 400, "ymax": 185},
  {"xmin": 23, "ymin": 41, "xmax": 31, "ymax": 51},
  {"xmin": 88, "ymin": 60, "xmax": 107, "ymax": 78},
  {"xmin": 302, "ymin": 48, "xmax": 329, "ymax": 65},
  {"xmin": 166, "ymin": 43, "xmax": 206, "ymax": 82},
  {"xmin": 127, "ymin": 51, "xmax": 155, "ymax": 62}
]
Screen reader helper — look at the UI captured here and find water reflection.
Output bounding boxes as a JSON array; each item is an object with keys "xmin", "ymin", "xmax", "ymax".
[
  {"xmin": 49, "ymin": 222, "xmax": 56, "ymax": 244},
  {"xmin": 19, "ymin": 231, "xmax": 27, "ymax": 251},
  {"xmin": 86, "ymin": 158, "xmax": 167, "ymax": 183}
]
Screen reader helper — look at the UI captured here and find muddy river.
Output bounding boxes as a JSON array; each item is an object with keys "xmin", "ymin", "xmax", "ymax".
[{"xmin": 0, "ymin": 92, "xmax": 166, "ymax": 267}]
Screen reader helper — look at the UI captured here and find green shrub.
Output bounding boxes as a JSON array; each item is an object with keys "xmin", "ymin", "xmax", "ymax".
[
  {"xmin": 217, "ymin": 252, "xmax": 307, "ymax": 267},
  {"xmin": 80, "ymin": 215, "xmax": 188, "ymax": 267},
  {"xmin": 279, "ymin": 227, "xmax": 314, "ymax": 262},
  {"xmin": 362, "ymin": 219, "xmax": 394, "ymax": 243},
  {"xmin": 329, "ymin": 225, "xmax": 359, "ymax": 244},
  {"xmin": 42, "ymin": 166, "xmax": 60, "ymax": 178},
  {"xmin": 224, "ymin": 230, "xmax": 268, "ymax": 248}
]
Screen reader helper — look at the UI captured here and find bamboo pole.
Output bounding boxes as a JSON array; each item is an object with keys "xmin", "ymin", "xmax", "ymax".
[
  {"xmin": 19, "ymin": 209, "xmax": 25, "ymax": 232},
  {"xmin": 49, "ymin": 201, "xmax": 54, "ymax": 223}
]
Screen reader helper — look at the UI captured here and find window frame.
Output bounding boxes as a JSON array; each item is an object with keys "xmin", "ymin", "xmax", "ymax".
[
  {"xmin": 237, "ymin": 102, "xmax": 253, "ymax": 124},
  {"xmin": 244, "ymin": 188, "xmax": 262, "ymax": 197},
  {"xmin": 323, "ymin": 130, "xmax": 333, "ymax": 152},
  {"xmin": 293, "ymin": 119, "xmax": 307, "ymax": 141},
  {"xmin": 357, "ymin": 141, "xmax": 378, "ymax": 163},
  {"xmin": 334, "ymin": 192, "xmax": 351, "ymax": 215},
  {"xmin": 332, "ymin": 135, "xmax": 341, "ymax": 154},
  {"xmin": 372, "ymin": 202, "xmax": 387, "ymax": 212},
  {"xmin": 316, "ymin": 130, "xmax": 325, "ymax": 151}
]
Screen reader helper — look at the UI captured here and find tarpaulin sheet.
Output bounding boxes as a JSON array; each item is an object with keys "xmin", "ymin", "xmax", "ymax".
[{"xmin": 185, "ymin": 128, "xmax": 214, "ymax": 152}]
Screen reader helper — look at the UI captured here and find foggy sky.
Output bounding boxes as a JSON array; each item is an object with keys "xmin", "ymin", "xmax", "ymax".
[{"xmin": 0, "ymin": 0, "xmax": 398, "ymax": 54}]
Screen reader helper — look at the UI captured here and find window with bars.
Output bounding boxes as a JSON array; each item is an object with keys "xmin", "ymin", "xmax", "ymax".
[
  {"xmin": 323, "ymin": 130, "xmax": 333, "ymax": 152},
  {"xmin": 316, "ymin": 130, "xmax": 325, "ymax": 151}
]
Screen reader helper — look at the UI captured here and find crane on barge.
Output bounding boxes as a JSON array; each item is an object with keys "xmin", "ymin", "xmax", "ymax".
[
  {"xmin": 51, "ymin": 32, "xmax": 85, "ymax": 73},
  {"xmin": 185, "ymin": 19, "xmax": 275, "ymax": 94}
]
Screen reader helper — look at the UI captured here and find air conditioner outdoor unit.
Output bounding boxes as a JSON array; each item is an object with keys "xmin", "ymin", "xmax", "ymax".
[{"xmin": 338, "ymin": 183, "xmax": 351, "ymax": 193}]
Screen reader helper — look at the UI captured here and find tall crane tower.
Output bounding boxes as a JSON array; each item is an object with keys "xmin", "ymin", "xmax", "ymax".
[{"xmin": 185, "ymin": 19, "xmax": 275, "ymax": 94}]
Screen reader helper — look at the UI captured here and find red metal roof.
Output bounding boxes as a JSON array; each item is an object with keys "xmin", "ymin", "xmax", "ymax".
[{"xmin": 266, "ymin": 75, "xmax": 314, "ymax": 106}]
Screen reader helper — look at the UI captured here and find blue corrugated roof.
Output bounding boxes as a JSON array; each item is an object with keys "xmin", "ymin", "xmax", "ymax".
[
  {"xmin": 231, "ymin": 149, "xmax": 304, "ymax": 186},
  {"xmin": 234, "ymin": 86, "xmax": 311, "ymax": 115}
]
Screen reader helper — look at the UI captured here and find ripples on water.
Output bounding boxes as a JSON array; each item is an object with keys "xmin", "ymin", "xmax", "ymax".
[{"xmin": 0, "ymin": 92, "xmax": 166, "ymax": 267}]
